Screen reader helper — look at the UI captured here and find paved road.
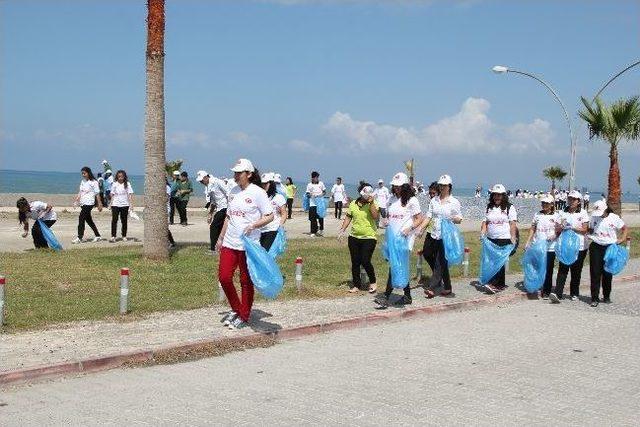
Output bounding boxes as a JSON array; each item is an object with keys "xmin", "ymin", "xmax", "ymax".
[{"xmin": 2, "ymin": 287, "xmax": 640, "ymax": 426}]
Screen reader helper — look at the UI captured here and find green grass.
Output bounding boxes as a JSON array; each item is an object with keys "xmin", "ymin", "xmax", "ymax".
[{"xmin": 1, "ymin": 228, "xmax": 639, "ymax": 332}]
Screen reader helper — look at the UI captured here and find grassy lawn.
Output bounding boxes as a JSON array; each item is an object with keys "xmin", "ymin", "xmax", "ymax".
[{"xmin": 1, "ymin": 228, "xmax": 638, "ymax": 332}]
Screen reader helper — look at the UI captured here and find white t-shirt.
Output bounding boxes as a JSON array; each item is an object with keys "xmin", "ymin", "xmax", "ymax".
[
  {"xmin": 223, "ymin": 183, "xmax": 274, "ymax": 251},
  {"xmin": 110, "ymin": 182, "xmax": 134, "ymax": 207},
  {"xmin": 306, "ymin": 182, "xmax": 326, "ymax": 207},
  {"xmin": 331, "ymin": 184, "xmax": 346, "ymax": 203},
  {"xmin": 262, "ymin": 193, "xmax": 287, "ymax": 233},
  {"xmin": 30, "ymin": 201, "xmax": 57, "ymax": 221},
  {"xmin": 485, "ymin": 205, "xmax": 517, "ymax": 240},
  {"xmin": 374, "ymin": 187, "xmax": 390, "ymax": 208},
  {"xmin": 583, "ymin": 194, "xmax": 590, "ymax": 202},
  {"xmin": 589, "ymin": 213, "xmax": 625, "ymax": 246},
  {"xmin": 387, "ymin": 196, "xmax": 422, "ymax": 249},
  {"xmin": 78, "ymin": 180, "xmax": 100, "ymax": 206},
  {"xmin": 426, "ymin": 195, "xmax": 463, "ymax": 240},
  {"xmin": 558, "ymin": 209, "xmax": 590, "ymax": 250},
  {"xmin": 532, "ymin": 211, "xmax": 560, "ymax": 252},
  {"xmin": 205, "ymin": 177, "xmax": 229, "ymax": 211}
]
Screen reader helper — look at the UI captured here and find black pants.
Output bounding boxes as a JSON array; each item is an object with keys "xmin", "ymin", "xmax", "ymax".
[
  {"xmin": 78, "ymin": 204, "xmax": 100, "ymax": 239},
  {"xmin": 589, "ymin": 242, "xmax": 613, "ymax": 302},
  {"xmin": 427, "ymin": 238, "xmax": 452, "ymax": 291},
  {"xmin": 309, "ymin": 206, "xmax": 324, "ymax": 234},
  {"xmin": 488, "ymin": 238, "xmax": 513, "ymax": 287},
  {"xmin": 554, "ymin": 249, "xmax": 587, "ymax": 298},
  {"xmin": 260, "ymin": 230, "xmax": 278, "ymax": 251},
  {"xmin": 209, "ymin": 208, "xmax": 227, "ymax": 251},
  {"xmin": 32, "ymin": 219, "xmax": 56, "ymax": 248},
  {"xmin": 348, "ymin": 236, "xmax": 377, "ymax": 288},
  {"xmin": 334, "ymin": 201, "xmax": 343, "ymax": 219},
  {"xmin": 169, "ymin": 197, "xmax": 178, "ymax": 224},
  {"xmin": 384, "ymin": 268, "xmax": 411, "ymax": 298},
  {"xmin": 422, "ymin": 233, "xmax": 437, "ymax": 279},
  {"xmin": 177, "ymin": 200, "xmax": 188, "ymax": 224},
  {"xmin": 286, "ymin": 198, "xmax": 294, "ymax": 219},
  {"xmin": 541, "ymin": 252, "xmax": 556, "ymax": 296},
  {"xmin": 111, "ymin": 206, "xmax": 129, "ymax": 238}
]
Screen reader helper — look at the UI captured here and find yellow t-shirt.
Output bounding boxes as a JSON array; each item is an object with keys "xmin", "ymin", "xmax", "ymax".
[
  {"xmin": 285, "ymin": 184, "xmax": 297, "ymax": 199},
  {"xmin": 347, "ymin": 200, "xmax": 378, "ymax": 239}
]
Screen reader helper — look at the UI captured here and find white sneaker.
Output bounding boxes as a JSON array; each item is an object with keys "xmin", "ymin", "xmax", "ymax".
[
  {"xmin": 92, "ymin": 236, "xmax": 102, "ymax": 243},
  {"xmin": 570, "ymin": 295, "xmax": 579, "ymax": 301},
  {"xmin": 309, "ymin": 233, "xmax": 316, "ymax": 238},
  {"xmin": 71, "ymin": 237, "xmax": 82, "ymax": 244},
  {"xmin": 109, "ymin": 237, "xmax": 116, "ymax": 243},
  {"xmin": 221, "ymin": 311, "xmax": 237, "ymax": 326},
  {"xmin": 317, "ymin": 230, "xmax": 324, "ymax": 236},
  {"xmin": 228, "ymin": 316, "xmax": 247, "ymax": 330},
  {"xmin": 549, "ymin": 293, "xmax": 561, "ymax": 304},
  {"xmin": 122, "ymin": 237, "xmax": 128, "ymax": 242}
]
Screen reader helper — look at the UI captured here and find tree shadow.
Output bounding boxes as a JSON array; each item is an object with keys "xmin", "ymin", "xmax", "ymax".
[
  {"xmin": 248, "ymin": 309, "xmax": 282, "ymax": 333},
  {"xmin": 514, "ymin": 281, "xmax": 541, "ymax": 300}
]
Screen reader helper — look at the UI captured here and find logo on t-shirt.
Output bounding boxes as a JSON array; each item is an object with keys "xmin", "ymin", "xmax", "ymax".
[{"xmin": 245, "ymin": 198, "xmax": 253, "ymax": 204}]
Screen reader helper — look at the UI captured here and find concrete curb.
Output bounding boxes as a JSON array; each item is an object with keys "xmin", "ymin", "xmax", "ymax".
[{"xmin": 2, "ymin": 273, "xmax": 638, "ymax": 387}]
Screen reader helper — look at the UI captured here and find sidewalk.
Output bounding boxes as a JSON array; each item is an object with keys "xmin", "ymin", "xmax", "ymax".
[{"xmin": 2, "ymin": 258, "xmax": 639, "ymax": 385}]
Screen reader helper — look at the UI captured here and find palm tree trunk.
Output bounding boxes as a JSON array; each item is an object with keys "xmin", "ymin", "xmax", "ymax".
[
  {"xmin": 143, "ymin": 0, "xmax": 168, "ymax": 260},
  {"xmin": 607, "ymin": 144, "xmax": 622, "ymax": 216}
]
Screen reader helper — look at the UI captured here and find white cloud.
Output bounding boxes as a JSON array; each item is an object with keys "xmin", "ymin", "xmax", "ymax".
[
  {"xmin": 321, "ymin": 97, "xmax": 555, "ymax": 154},
  {"xmin": 288, "ymin": 139, "xmax": 324, "ymax": 154},
  {"xmin": 167, "ymin": 130, "xmax": 255, "ymax": 149}
]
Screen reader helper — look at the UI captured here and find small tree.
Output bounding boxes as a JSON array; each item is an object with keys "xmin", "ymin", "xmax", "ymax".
[
  {"xmin": 165, "ymin": 159, "xmax": 183, "ymax": 176},
  {"xmin": 543, "ymin": 166, "xmax": 567, "ymax": 194}
]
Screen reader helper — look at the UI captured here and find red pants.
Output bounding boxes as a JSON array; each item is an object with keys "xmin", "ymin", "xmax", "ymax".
[{"xmin": 218, "ymin": 246, "xmax": 254, "ymax": 322}]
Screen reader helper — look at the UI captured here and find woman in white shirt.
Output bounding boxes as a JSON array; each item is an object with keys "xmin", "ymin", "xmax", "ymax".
[
  {"xmin": 524, "ymin": 194, "xmax": 560, "ymax": 298},
  {"xmin": 72, "ymin": 166, "xmax": 103, "ymax": 244},
  {"xmin": 331, "ymin": 177, "xmax": 347, "ymax": 220},
  {"xmin": 587, "ymin": 200, "xmax": 628, "ymax": 307},
  {"xmin": 480, "ymin": 184, "xmax": 518, "ymax": 294},
  {"xmin": 109, "ymin": 170, "xmax": 134, "ymax": 242},
  {"xmin": 374, "ymin": 172, "xmax": 424, "ymax": 308},
  {"xmin": 260, "ymin": 172, "xmax": 287, "ymax": 251},
  {"xmin": 305, "ymin": 171, "xmax": 326, "ymax": 236},
  {"xmin": 549, "ymin": 190, "xmax": 589, "ymax": 303},
  {"xmin": 419, "ymin": 174, "xmax": 463, "ymax": 298},
  {"xmin": 16, "ymin": 197, "xmax": 57, "ymax": 249},
  {"xmin": 216, "ymin": 159, "xmax": 274, "ymax": 330}
]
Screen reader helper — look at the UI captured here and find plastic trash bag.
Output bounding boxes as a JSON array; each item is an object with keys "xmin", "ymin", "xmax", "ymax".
[
  {"xmin": 267, "ymin": 227, "xmax": 287, "ymax": 259},
  {"xmin": 441, "ymin": 219, "xmax": 464, "ymax": 265},
  {"xmin": 38, "ymin": 219, "xmax": 63, "ymax": 251},
  {"xmin": 556, "ymin": 230, "xmax": 580, "ymax": 265},
  {"xmin": 302, "ymin": 194, "xmax": 310, "ymax": 212},
  {"xmin": 479, "ymin": 237, "xmax": 514, "ymax": 285},
  {"xmin": 381, "ymin": 228, "xmax": 411, "ymax": 288},
  {"xmin": 521, "ymin": 239, "xmax": 548, "ymax": 293},
  {"xmin": 604, "ymin": 244, "xmax": 629, "ymax": 275},
  {"xmin": 241, "ymin": 235, "xmax": 284, "ymax": 299},
  {"xmin": 129, "ymin": 211, "xmax": 141, "ymax": 221},
  {"xmin": 315, "ymin": 197, "xmax": 327, "ymax": 218}
]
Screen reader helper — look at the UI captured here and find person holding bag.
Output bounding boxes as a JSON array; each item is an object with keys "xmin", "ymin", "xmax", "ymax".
[
  {"xmin": 16, "ymin": 197, "xmax": 57, "ymax": 249},
  {"xmin": 260, "ymin": 172, "xmax": 287, "ymax": 251},
  {"xmin": 549, "ymin": 190, "xmax": 589, "ymax": 303},
  {"xmin": 216, "ymin": 159, "xmax": 274, "ymax": 330}
]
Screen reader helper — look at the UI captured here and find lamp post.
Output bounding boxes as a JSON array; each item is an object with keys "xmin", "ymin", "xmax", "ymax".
[
  {"xmin": 492, "ymin": 65, "xmax": 577, "ymax": 191},
  {"xmin": 592, "ymin": 59, "xmax": 640, "ymax": 102}
]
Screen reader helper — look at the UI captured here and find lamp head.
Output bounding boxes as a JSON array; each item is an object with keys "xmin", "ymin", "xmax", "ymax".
[{"xmin": 492, "ymin": 65, "xmax": 509, "ymax": 74}]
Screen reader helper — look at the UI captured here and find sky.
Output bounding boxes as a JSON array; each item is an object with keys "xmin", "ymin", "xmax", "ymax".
[{"xmin": 1, "ymin": 0, "xmax": 639, "ymax": 190}]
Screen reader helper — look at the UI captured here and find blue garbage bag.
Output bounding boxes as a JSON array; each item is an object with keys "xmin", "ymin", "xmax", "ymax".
[
  {"xmin": 521, "ymin": 239, "xmax": 548, "ymax": 293},
  {"xmin": 315, "ymin": 197, "xmax": 327, "ymax": 218},
  {"xmin": 604, "ymin": 244, "xmax": 629, "ymax": 275},
  {"xmin": 302, "ymin": 194, "xmax": 310, "ymax": 212},
  {"xmin": 441, "ymin": 219, "xmax": 464, "ymax": 265},
  {"xmin": 381, "ymin": 228, "xmax": 410, "ymax": 288},
  {"xmin": 556, "ymin": 230, "xmax": 580, "ymax": 266},
  {"xmin": 479, "ymin": 237, "xmax": 514, "ymax": 285},
  {"xmin": 267, "ymin": 227, "xmax": 287, "ymax": 259},
  {"xmin": 38, "ymin": 219, "xmax": 63, "ymax": 251},
  {"xmin": 241, "ymin": 235, "xmax": 284, "ymax": 299}
]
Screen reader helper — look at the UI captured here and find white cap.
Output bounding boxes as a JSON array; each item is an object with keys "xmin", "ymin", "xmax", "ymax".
[
  {"xmin": 261, "ymin": 172, "xmax": 275, "ymax": 182},
  {"xmin": 360, "ymin": 185, "xmax": 374, "ymax": 198},
  {"xmin": 378, "ymin": 179, "xmax": 384, "ymax": 184},
  {"xmin": 490, "ymin": 184, "xmax": 506, "ymax": 194},
  {"xmin": 437, "ymin": 174, "xmax": 452, "ymax": 185},
  {"xmin": 274, "ymin": 173, "xmax": 282, "ymax": 183},
  {"xmin": 568, "ymin": 190, "xmax": 582, "ymax": 199},
  {"xmin": 102, "ymin": 159, "xmax": 108, "ymax": 165},
  {"xmin": 540, "ymin": 194, "xmax": 554, "ymax": 204},
  {"xmin": 230, "ymin": 158, "xmax": 255, "ymax": 173},
  {"xmin": 196, "ymin": 170, "xmax": 209, "ymax": 182},
  {"xmin": 390, "ymin": 172, "xmax": 409, "ymax": 186},
  {"xmin": 172, "ymin": 170, "xmax": 180, "ymax": 176},
  {"xmin": 105, "ymin": 169, "xmax": 112, "ymax": 174},
  {"xmin": 592, "ymin": 199, "xmax": 607, "ymax": 216}
]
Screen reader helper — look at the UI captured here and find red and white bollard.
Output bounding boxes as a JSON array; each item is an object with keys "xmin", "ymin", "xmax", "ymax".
[
  {"xmin": 463, "ymin": 247, "xmax": 470, "ymax": 276},
  {"xmin": 295, "ymin": 257, "xmax": 303, "ymax": 291},
  {"xmin": 0, "ymin": 276, "xmax": 5, "ymax": 328},
  {"xmin": 120, "ymin": 268, "xmax": 130, "ymax": 315},
  {"xmin": 626, "ymin": 237, "xmax": 631, "ymax": 252},
  {"xmin": 416, "ymin": 250, "xmax": 424, "ymax": 281}
]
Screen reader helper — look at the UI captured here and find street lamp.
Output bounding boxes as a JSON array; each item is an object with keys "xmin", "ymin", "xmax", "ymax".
[
  {"xmin": 592, "ymin": 59, "xmax": 640, "ymax": 102},
  {"xmin": 492, "ymin": 65, "xmax": 577, "ymax": 191}
]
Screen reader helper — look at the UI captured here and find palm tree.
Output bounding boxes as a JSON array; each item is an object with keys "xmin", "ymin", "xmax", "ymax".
[
  {"xmin": 144, "ymin": 0, "xmax": 169, "ymax": 260},
  {"xmin": 542, "ymin": 166, "xmax": 567, "ymax": 195},
  {"xmin": 579, "ymin": 96, "xmax": 640, "ymax": 215}
]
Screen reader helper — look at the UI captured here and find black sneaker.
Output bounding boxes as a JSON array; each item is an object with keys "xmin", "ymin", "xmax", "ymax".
[
  {"xmin": 549, "ymin": 293, "xmax": 561, "ymax": 304},
  {"xmin": 590, "ymin": 300, "xmax": 599, "ymax": 307},
  {"xmin": 402, "ymin": 296, "xmax": 413, "ymax": 305},
  {"xmin": 374, "ymin": 295, "xmax": 389, "ymax": 309},
  {"xmin": 603, "ymin": 298, "xmax": 611, "ymax": 304}
]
